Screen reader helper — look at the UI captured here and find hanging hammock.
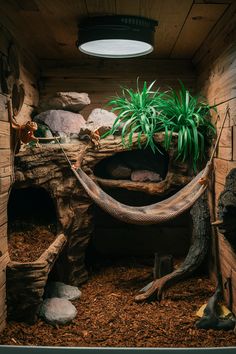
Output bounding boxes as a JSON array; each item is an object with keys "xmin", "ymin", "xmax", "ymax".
[
  {"xmin": 60, "ymin": 107, "xmax": 230, "ymax": 225},
  {"xmin": 71, "ymin": 162, "xmax": 211, "ymax": 225}
]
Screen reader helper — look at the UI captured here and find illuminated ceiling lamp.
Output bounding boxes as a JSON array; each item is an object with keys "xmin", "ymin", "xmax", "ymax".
[{"xmin": 76, "ymin": 16, "xmax": 158, "ymax": 58}]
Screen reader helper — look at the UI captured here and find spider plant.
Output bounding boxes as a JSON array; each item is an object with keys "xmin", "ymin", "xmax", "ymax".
[
  {"xmin": 102, "ymin": 80, "xmax": 216, "ymax": 172},
  {"xmin": 157, "ymin": 81, "xmax": 216, "ymax": 170},
  {"xmin": 102, "ymin": 80, "xmax": 167, "ymax": 153}
]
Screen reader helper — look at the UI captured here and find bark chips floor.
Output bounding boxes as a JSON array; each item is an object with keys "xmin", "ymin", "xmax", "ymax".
[{"xmin": 1, "ymin": 258, "xmax": 236, "ymax": 348}]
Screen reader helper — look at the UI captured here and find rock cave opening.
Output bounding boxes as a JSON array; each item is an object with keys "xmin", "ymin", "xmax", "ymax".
[{"xmin": 93, "ymin": 145, "xmax": 169, "ymax": 182}]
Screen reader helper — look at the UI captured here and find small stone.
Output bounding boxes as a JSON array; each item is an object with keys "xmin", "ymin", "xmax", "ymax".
[
  {"xmin": 39, "ymin": 298, "xmax": 77, "ymax": 325},
  {"xmin": 131, "ymin": 170, "xmax": 162, "ymax": 182},
  {"xmin": 38, "ymin": 92, "xmax": 90, "ymax": 113},
  {"xmin": 34, "ymin": 110, "xmax": 86, "ymax": 135},
  {"xmin": 106, "ymin": 161, "xmax": 131, "ymax": 179},
  {"xmin": 45, "ymin": 281, "xmax": 82, "ymax": 300}
]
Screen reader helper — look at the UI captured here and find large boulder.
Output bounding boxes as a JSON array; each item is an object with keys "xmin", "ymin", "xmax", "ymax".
[
  {"xmin": 38, "ymin": 92, "xmax": 90, "ymax": 113},
  {"xmin": 45, "ymin": 281, "xmax": 82, "ymax": 301},
  {"xmin": 34, "ymin": 110, "xmax": 86, "ymax": 136},
  {"xmin": 39, "ymin": 298, "xmax": 77, "ymax": 325},
  {"xmin": 84, "ymin": 108, "xmax": 117, "ymax": 135}
]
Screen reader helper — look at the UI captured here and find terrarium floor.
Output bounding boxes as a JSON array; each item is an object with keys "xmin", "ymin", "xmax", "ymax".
[{"xmin": 1, "ymin": 257, "xmax": 236, "ymax": 348}]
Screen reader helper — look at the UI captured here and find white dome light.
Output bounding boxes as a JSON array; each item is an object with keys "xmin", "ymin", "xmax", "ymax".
[
  {"xmin": 79, "ymin": 39, "xmax": 153, "ymax": 58},
  {"xmin": 77, "ymin": 16, "xmax": 158, "ymax": 59}
]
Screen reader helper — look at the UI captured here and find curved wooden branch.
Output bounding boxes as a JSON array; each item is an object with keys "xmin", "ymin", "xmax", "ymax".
[
  {"xmin": 96, "ymin": 173, "xmax": 191, "ymax": 196},
  {"xmin": 135, "ymin": 193, "xmax": 210, "ymax": 302}
]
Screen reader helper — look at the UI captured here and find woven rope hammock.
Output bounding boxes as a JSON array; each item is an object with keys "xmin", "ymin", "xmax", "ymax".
[
  {"xmin": 71, "ymin": 162, "xmax": 210, "ymax": 225},
  {"xmin": 61, "ymin": 107, "xmax": 230, "ymax": 225}
]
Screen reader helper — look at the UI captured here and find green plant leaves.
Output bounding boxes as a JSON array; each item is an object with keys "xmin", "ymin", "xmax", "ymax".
[{"xmin": 101, "ymin": 80, "xmax": 216, "ymax": 172}]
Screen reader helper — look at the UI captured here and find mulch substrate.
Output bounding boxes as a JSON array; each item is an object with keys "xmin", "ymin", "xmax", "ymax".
[
  {"xmin": 8, "ymin": 225, "xmax": 56, "ymax": 262},
  {"xmin": 0, "ymin": 257, "xmax": 236, "ymax": 348}
]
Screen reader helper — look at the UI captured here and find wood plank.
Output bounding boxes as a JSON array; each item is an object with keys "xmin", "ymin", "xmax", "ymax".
[
  {"xmin": 0, "ymin": 121, "xmax": 10, "ymax": 149},
  {"xmin": 34, "ymin": 0, "xmax": 88, "ymax": 60},
  {"xmin": 0, "ymin": 284, "xmax": 6, "ymax": 325},
  {"xmin": 214, "ymin": 181, "xmax": 224, "ymax": 207},
  {"xmin": 116, "ymin": 0, "xmax": 140, "ymax": 16},
  {"xmin": 0, "ymin": 316, "xmax": 6, "ymax": 333},
  {"xmin": 0, "ymin": 149, "xmax": 11, "ymax": 178},
  {"xmin": 214, "ymin": 158, "xmax": 236, "ymax": 185},
  {"xmin": 85, "ymin": 0, "xmax": 116, "ymax": 15},
  {"xmin": 41, "ymin": 58, "xmax": 195, "ymax": 78},
  {"xmin": 233, "ymin": 126, "xmax": 236, "ymax": 161},
  {"xmin": 0, "ymin": 94, "xmax": 8, "ymax": 122},
  {"xmin": 0, "ymin": 224, "xmax": 8, "ymax": 258},
  {"xmin": 140, "ymin": 0, "xmax": 193, "ymax": 58},
  {"xmin": 171, "ymin": 3, "xmax": 228, "ymax": 58},
  {"xmin": 0, "ymin": 193, "xmax": 8, "ymax": 227},
  {"xmin": 0, "ymin": 2, "xmax": 59, "ymax": 60},
  {"xmin": 193, "ymin": 2, "xmax": 236, "ymax": 66},
  {"xmin": 16, "ymin": 103, "xmax": 35, "ymax": 125},
  {"xmin": 20, "ymin": 66, "xmax": 39, "ymax": 107},
  {"xmin": 0, "ymin": 176, "xmax": 11, "ymax": 195},
  {"xmin": 0, "ymin": 253, "xmax": 9, "ymax": 288},
  {"xmin": 217, "ymin": 147, "xmax": 232, "ymax": 161}
]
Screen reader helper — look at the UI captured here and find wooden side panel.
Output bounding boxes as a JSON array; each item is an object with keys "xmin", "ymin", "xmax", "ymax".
[
  {"xmin": 0, "ymin": 121, "xmax": 10, "ymax": 149},
  {"xmin": 233, "ymin": 126, "xmax": 236, "ymax": 161},
  {"xmin": 0, "ymin": 24, "xmax": 40, "ymax": 331},
  {"xmin": 196, "ymin": 3, "xmax": 236, "ymax": 313},
  {"xmin": 0, "ymin": 225, "xmax": 8, "ymax": 258},
  {"xmin": 41, "ymin": 58, "xmax": 196, "ymax": 119}
]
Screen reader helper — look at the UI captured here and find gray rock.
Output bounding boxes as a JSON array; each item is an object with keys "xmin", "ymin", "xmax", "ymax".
[
  {"xmin": 34, "ymin": 110, "xmax": 86, "ymax": 135},
  {"xmin": 131, "ymin": 170, "xmax": 162, "ymax": 182},
  {"xmin": 45, "ymin": 281, "xmax": 82, "ymax": 300},
  {"xmin": 39, "ymin": 298, "xmax": 77, "ymax": 325},
  {"xmin": 106, "ymin": 161, "xmax": 131, "ymax": 179},
  {"xmin": 85, "ymin": 108, "xmax": 117, "ymax": 135},
  {"xmin": 38, "ymin": 92, "xmax": 90, "ymax": 113}
]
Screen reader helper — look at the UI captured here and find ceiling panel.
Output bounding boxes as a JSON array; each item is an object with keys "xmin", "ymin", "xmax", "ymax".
[
  {"xmin": 0, "ymin": 0, "xmax": 232, "ymax": 61},
  {"xmin": 139, "ymin": 0, "xmax": 193, "ymax": 58},
  {"xmin": 171, "ymin": 3, "xmax": 228, "ymax": 58},
  {"xmin": 34, "ymin": 0, "xmax": 88, "ymax": 59},
  {"xmin": 85, "ymin": 0, "xmax": 116, "ymax": 15},
  {"xmin": 115, "ymin": 0, "xmax": 141, "ymax": 16}
]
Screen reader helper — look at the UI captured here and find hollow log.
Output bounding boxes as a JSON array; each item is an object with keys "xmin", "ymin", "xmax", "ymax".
[{"xmin": 7, "ymin": 233, "xmax": 66, "ymax": 323}]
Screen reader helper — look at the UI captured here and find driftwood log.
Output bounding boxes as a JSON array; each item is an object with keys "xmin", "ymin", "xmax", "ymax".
[
  {"xmin": 135, "ymin": 193, "xmax": 210, "ymax": 302},
  {"xmin": 13, "ymin": 133, "xmax": 193, "ymax": 288},
  {"xmin": 7, "ymin": 233, "xmax": 66, "ymax": 323}
]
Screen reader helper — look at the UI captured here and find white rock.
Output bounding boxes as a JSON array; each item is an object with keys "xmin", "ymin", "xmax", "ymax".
[
  {"xmin": 85, "ymin": 108, "xmax": 117, "ymax": 135},
  {"xmin": 38, "ymin": 92, "xmax": 90, "ymax": 113},
  {"xmin": 39, "ymin": 298, "xmax": 77, "ymax": 325},
  {"xmin": 45, "ymin": 281, "xmax": 82, "ymax": 300}
]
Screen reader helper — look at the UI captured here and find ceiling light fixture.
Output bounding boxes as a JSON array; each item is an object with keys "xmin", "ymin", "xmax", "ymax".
[{"xmin": 76, "ymin": 16, "xmax": 158, "ymax": 58}]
